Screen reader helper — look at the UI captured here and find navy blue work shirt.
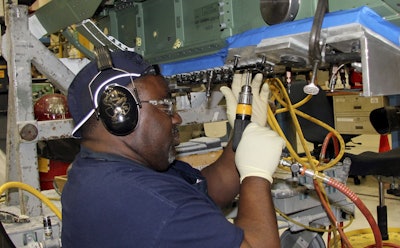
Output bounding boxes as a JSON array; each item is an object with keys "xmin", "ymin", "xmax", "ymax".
[{"xmin": 61, "ymin": 147, "xmax": 243, "ymax": 247}]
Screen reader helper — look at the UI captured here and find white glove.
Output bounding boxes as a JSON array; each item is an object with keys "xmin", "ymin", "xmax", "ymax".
[
  {"xmin": 220, "ymin": 73, "xmax": 269, "ymax": 128},
  {"xmin": 235, "ymin": 123, "xmax": 285, "ymax": 183}
]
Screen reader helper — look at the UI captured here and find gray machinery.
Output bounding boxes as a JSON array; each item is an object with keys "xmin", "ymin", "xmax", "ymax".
[{"xmin": 1, "ymin": 0, "xmax": 400, "ymax": 247}]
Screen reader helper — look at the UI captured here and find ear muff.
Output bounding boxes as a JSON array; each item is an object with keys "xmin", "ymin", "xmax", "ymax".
[
  {"xmin": 89, "ymin": 46, "xmax": 145, "ymax": 136},
  {"xmin": 98, "ymin": 84, "xmax": 140, "ymax": 136}
]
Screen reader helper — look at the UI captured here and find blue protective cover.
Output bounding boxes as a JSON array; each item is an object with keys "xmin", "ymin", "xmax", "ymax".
[{"xmin": 160, "ymin": 6, "xmax": 400, "ymax": 76}]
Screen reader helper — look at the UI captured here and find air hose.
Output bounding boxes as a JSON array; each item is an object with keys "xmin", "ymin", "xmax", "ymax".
[
  {"xmin": 0, "ymin": 182, "xmax": 61, "ymax": 220},
  {"xmin": 264, "ymin": 76, "xmax": 392, "ymax": 248},
  {"xmin": 304, "ymin": 169, "xmax": 383, "ymax": 248},
  {"xmin": 267, "ymin": 77, "xmax": 345, "ymax": 171}
]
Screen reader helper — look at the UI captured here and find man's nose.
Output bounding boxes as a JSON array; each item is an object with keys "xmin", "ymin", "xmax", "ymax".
[{"xmin": 171, "ymin": 112, "xmax": 182, "ymax": 125}]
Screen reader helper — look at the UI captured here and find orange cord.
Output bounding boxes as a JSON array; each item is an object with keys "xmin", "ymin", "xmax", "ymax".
[
  {"xmin": 320, "ymin": 132, "xmax": 340, "ymax": 162},
  {"xmin": 327, "ymin": 178, "xmax": 383, "ymax": 248},
  {"xmin": 313, "ymin": 179, "xmax": 352, "ymax": 248}
]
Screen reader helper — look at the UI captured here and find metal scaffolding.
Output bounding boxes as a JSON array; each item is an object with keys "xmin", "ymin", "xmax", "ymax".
[{"xmin": 2, "ymin": 4, "xmax": 75, "ymax": 217}]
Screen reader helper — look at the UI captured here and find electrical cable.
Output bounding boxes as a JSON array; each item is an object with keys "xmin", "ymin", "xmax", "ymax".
[{"xmin": 0, "ymin": 182, "xmax": 62, "ymax": 220}]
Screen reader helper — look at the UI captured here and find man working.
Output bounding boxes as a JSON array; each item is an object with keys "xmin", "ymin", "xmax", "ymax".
[{"xmin": 61, "ymin": 48, "xmax": 285, "ymax": 247}]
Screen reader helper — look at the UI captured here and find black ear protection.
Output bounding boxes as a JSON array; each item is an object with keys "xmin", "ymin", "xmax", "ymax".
[
  {"xmin": 98, "ymin": 82, "xmax": 141, "ymax": 136},
  {"xmin": 90, "ymin": 47, "xmax": 143, "ymax": 136}
]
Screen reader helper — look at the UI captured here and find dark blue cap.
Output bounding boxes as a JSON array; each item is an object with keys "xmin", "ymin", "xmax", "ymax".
[{"xmin": 68, "ymin": 50, "xmax": 154, "ymax": 137}]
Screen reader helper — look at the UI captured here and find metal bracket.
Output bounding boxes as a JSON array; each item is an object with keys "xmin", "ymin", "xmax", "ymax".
[{"xmin": 76, "ymin": 19, "xmax": 134, "ymax": 52}]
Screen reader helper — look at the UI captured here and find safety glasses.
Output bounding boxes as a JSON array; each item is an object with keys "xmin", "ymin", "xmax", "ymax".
[{"xmin": 141, "ymin": 98, "xmax": 176, "ymax": 116}]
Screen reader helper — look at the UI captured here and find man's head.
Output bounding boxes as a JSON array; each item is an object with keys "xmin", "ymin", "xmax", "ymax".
[
  {"xmin": 68, "ymin": 49, "xmax": 182, "ymax": 170},
  {"xmin": 68, "ymin": 49, "xmax": 156, "ymax": 137}
]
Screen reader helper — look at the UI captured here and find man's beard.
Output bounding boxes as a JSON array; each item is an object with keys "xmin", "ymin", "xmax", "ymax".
[
  {"xmin": 168, "ymin": 145, "xmax": 176, "ymax": 164},
  {"xmin": 168, "ymin": 126, "xmax": 180, "ymax": 164}
]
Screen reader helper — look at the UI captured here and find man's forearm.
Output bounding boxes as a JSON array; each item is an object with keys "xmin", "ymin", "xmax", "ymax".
[
  {"xmin": 201, "ymin": 142, "xmax": 240, "ymax": 208},
  {"xmin": 234, "ymin": 177, "xmax": 280, "ymax": 248}
]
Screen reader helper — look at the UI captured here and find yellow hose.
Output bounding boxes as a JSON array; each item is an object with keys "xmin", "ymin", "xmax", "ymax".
[
  {"xmin": 266, "ymin": 77, "xmax": 345, "ymax": 171},
  {"xmin": 0, "ymin": 181, "xmax": 62, "ymax": 220},
  {"xmin": 266, "ymin": 77, "xmax": 351, "ymax": 238}
]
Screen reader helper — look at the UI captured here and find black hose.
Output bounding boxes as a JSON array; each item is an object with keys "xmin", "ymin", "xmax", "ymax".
[{"xmin": 324, "ymin": 53, "xmax": 361, "ymax": 64}]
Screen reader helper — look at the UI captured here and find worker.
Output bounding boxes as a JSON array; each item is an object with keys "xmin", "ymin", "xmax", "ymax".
[{"xmin": 61, "ymin": 49, "xmax": 285, "ymax": 247}]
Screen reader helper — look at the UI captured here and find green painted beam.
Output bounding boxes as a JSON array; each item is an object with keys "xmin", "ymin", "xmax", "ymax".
[{"xmin": 33, "ymin": 0, "xmax": 103, "ymax": 35}]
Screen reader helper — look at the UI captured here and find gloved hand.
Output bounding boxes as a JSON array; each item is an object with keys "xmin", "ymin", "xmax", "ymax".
[
  {"xmin": 220, "ymin": 73, "xmax": 269, "ymax": 128},
  {"xmin": 235, "ymin": 122, "xmax": 285, "ymax": 183}
]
